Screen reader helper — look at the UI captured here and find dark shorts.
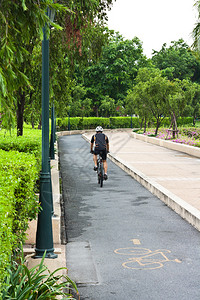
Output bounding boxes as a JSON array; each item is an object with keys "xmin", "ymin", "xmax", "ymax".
[{"xmin": 94, "ymin": 149, "xmax": 107, "ymax": 160}]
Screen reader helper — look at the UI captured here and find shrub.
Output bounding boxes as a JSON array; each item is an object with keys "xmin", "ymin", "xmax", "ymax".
[
  {"xmin": 56, "ymin": 116, "xmax": 141, "ymax": 130},
  {"xmin": 177, "ymin": 117, "xmax": 193, "ymax": 126},
  {"xmin": 82, "ymin": 117, "xmax": 110, "ymax": 129},
  {"xmin": 56, "ymin": 117, "xmax": 83, "ymax": 131},
  {"xmin": 109, "ymin": 117, "xmax": 140, "ymax": 128},
  {"xmin": 0, "ymin": 149, "xmax": 39, "ymax": 292},
  {"xmin": 56, "ymin": 116, "xmax": 194, "ymax": 131},
  {"xmin": 0, "ymin": 134, "xmax": 41, "ymax": 172},
  {"xmin": 149, "ymin": 117, "xmax": 193, "ymax": 128},
  {"xmin": 0, "ymin": 176, "xmax": 15, "ymax": 295}
]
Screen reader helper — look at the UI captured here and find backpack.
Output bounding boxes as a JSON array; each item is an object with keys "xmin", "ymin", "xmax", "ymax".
[{"xmin": 94, "ymin": 133, "xmax": 107, "ymax": 150}]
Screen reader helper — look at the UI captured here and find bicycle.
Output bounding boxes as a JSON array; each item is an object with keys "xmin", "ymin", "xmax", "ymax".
[
  {"xmin": 97, "ymin": 152, "xmax": 104, "ymax": 187},
  {"xmin": 114, "ymin": 247, "xmax": 181, "ymax": 270}
]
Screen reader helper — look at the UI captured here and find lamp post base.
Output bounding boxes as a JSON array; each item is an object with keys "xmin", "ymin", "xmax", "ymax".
[
  {"xmin": 35, "ymin": 172, "xmax": 57, "ymax": 259},
  {"xmin": 34, "ymin": 248, "xmax": 58, "ymax": 259}
]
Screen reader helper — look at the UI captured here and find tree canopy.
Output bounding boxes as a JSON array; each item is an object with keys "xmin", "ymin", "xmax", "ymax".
[
  {"xmin": 152, "ymin": 39, "xmax": 200, "ymax": 82},
  {"xmin": 0, "ymin": 0, "xmax": 116, "ymax": 133}
]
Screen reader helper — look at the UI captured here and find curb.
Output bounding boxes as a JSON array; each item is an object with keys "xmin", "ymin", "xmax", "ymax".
[
  {"xmin": 82, "ymin": 133, "xmax": 200, "ymax": 232},
  {"xmin": 108, "ymin": 154, "xmax": 200, "ymax": 232},
  {"xmin": 56, "ymin": 128, "xmax": 132, "ymax": 137},
  {"xmin": 24, "ymin": 142, "xmax": 67, "ymax": 284}
]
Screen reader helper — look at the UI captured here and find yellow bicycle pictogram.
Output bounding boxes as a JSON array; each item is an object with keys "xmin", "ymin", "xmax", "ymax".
[{"xmin": 114, "ymin": 240, "xmax": 181, "ymax": 270}]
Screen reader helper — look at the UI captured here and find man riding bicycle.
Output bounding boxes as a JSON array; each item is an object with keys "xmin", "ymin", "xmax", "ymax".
[{"xmin": 90, "ymin": 126, "xmax": 109, "ymax": 180}]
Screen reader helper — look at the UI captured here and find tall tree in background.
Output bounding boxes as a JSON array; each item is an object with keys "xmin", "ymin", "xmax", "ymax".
[
  {"xmin": 193, "ymin": 0, "xmax": 200, "ymax": 49},
  {"xmin": 152, "ymin": 39, "xmax": 200, "ymax": 82},
  {"xmin": 81, "ymin": 34, "xmax": 150, "ymax": 116}
]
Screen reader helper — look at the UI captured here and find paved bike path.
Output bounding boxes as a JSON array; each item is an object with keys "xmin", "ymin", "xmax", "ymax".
[
  {"xmin": 83, "ymin": 130, "xmax": 200, "ymax": 231},
  {"xmin": 58, "ymin": 134, "xmax": 200, "ymax": 300}
]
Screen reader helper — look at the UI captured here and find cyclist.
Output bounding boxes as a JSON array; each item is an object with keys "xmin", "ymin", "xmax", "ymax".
[{"xmin": 90, "ymin": 126, "xmax": 109, "ymax": 180}]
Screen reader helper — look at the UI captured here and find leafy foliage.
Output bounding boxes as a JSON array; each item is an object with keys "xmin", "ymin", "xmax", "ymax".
[
  {"xmin": 125, "ymin": 67, "xmax": 198, "ymax": 134},
  {"xmin": 152, "ymin": 39, "xmax": 200, "ymax": 82},
  {"xmin": 0, "ymin": 0, "xmax": 68, "ymax": 130},
  {"xmin": 0, "ymin": 149, "xmax": 39, "ymax": 292},
  {"xmin": 0, "ymin": 0, "xmax": 116, "ymax": 132},
  {"xmin": 0, "ymin": 131, "xmax": 41, "ymax": 172},
  {"xmin": 79, "ymin": 34, "xmax": 150, "ymax": 116},
  {"xmin": 56, "ymin": 116, "xmax": 139, "ymax": 130},
  {"xmin": 2, "ymin": 252, "xmax": 79, "ymax": 299}
]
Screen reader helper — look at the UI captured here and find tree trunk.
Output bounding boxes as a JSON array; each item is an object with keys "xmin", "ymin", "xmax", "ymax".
[
  {"xmin": 143, "ymin": 118, "xmax": 147, "ymax": 133},
  {"xmin": 193, "ymin": 115, "xmax": 196, "ymax": 126},
  {"xmin": 38, "ymin": 115, "xmax": 42, "ymax": 129},
  {"xmin": 155, "ymin": 119, "xmax": 160, "ymax": 135},
  {"xmin": 96, "ymin": 107, "xmax": 99, "ymax": 117},
  {"xmin": 172, "ymin": 112, "xmax": 177, "ymax": 139},
  {"xmin": 17, "ymin": 90, "xmax": 25, "ymax": 136},
  {"xmin": 31, "ymin": 114, "xmax": 35, "ymax": 129},
  {"xmin": 139, "ymin": 118, "xmax": 143, "ymax": 130}
]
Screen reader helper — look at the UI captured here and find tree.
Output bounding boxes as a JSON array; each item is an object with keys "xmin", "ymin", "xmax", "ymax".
[
  {"xmin": 177, "ymin": 81, "xmax": 200, "ymax": 125},
  {"xmin": 192, "ymin": 1, "xmax": 200, "ymax": 49},
  {"xmin": 152, "ymin": 39, "xmax": 200, "ymax": 82},
  {"xmin": 0, "ymin": 1, "xmax": 67, "ymax": 132},
  {"xmin": 126, "ymin": 67, "xmax": 198, "ymax": 136},
  {"xmin": 69, "ymin": 85, "xmax": 87, "ymax": 117},
  {"xmin": 126, "ymin": 68, "xmax": 177, "ymax": 134},
  {"xmin": 0, "ymin": 0, "xmax": 116, "ymax": 133},
  {"xmin": 81, "ymin": 33, "xmax": 150, "ymax": 115},
  {"xmin": 125, "ymin": 84, "xmax": 152, "ymax": 132},
  {"xmin": 99, "ymin": 95, "xmax": 116, "ymax": 117}
]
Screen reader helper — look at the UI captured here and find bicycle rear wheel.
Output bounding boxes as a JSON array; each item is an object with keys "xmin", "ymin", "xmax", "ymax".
[
  {"xmin": 100, "ymin": 163, "xmax": 103, "ymax": 187},
  {"xmin": 98, "ymin": 173, "xmax": 101, "ymax": 184}
]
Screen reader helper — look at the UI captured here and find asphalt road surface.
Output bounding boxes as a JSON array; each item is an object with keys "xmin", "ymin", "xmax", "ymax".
[{"xmin": 59, "ymin": 134, "xmax": 200, "ymax": 300}]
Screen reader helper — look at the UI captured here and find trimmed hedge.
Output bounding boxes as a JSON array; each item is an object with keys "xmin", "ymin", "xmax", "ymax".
[
  {"xmin": 0, "ymin": 149, "xmax": 39, "ymax": 294},
  {"xmin": 56, "ymin": 116, "xmax": 140, "ymax": 130},
  {"xmin": 82, "ymin": 117, "xmax": 110, "ymax": 129},
  {"xmin": 56, "ymin": 117, "xmax": 81, "ymax": 130},
  {"xmin": 156, "ymin": 117, "xmax": 193, "ymax": 127},
  {"xmin": 56, "ymin": 116, "xmax": 193, "ymax": 131},
  {"xmin": 0, "ymin": 135, "xmax": 41, "ymax": 172},
  {"xmin": 109, "ymin": 117, "xmax": 139, "ymax": 128},
  {"xmin": 0, "ymin": 130, "xmax": 41, "ymax": 297}
]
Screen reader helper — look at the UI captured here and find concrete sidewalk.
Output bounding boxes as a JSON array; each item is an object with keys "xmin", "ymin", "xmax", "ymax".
[
  {"xmin": 83, "ymin": 129, "xmax": 200, "ymax": 232},
  {"xmin": 24, "ymin": 143, "xmax": 66, "ymax": 279}
]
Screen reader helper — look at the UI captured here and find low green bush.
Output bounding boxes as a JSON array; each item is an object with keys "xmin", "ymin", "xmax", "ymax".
[
  {"xmin": 0, "ymin": 134, "xmax": 41, "ymax": 172},
  {"xmin": 177, "ymin": 117, "xmax": 193, "ymax": 126},
  {"xmin": 56, "ymin": 116, "xmax": 140, "ymax": 130},
  {"xmin": 0, "ymin": 149, "xmax": 39, "ymax": 293},
  {"xmin": 110, "ymin": 117, "xmax": 140, "ymax": 128},
  {"xmin": 56, "ymin": 117, "xmax": 82, "ymax": 130},
  {"xmin": 56, "ymin": 116, "xmax": 192, "ymax": 131},
  {"xmin": 149, "ymin": 117, "xmax": 193, "ymax": 128},
  {"xmin": 82, "ymin": 117, "xmax": 110, "ymax": 129},
  {"xmin": 0, "ymin": 176, "xmax": 14, "ymax": 297}
]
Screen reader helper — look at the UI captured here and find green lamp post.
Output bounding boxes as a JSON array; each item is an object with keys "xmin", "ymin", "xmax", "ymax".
[
  {"xmin": 35, "ymin": 5, "xmax": 57, "ymax": 259},
  {"xmin": 50, "ymin": 105, "xmax": 55, "ymax": 159}
]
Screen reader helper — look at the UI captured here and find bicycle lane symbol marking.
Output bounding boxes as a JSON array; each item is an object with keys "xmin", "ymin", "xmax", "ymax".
[{"xmin": 114, "ymin": 240, "xmax": 181, "ymax": 270}]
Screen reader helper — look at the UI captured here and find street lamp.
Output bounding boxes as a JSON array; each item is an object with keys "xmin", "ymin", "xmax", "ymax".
[
  {"xmin": 35, "ymin": 5, "xmax": 57, "ymax": 259},
  {"xmin": 50, "ymin": 105, "xmax": 55, "ymax": 159}
]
